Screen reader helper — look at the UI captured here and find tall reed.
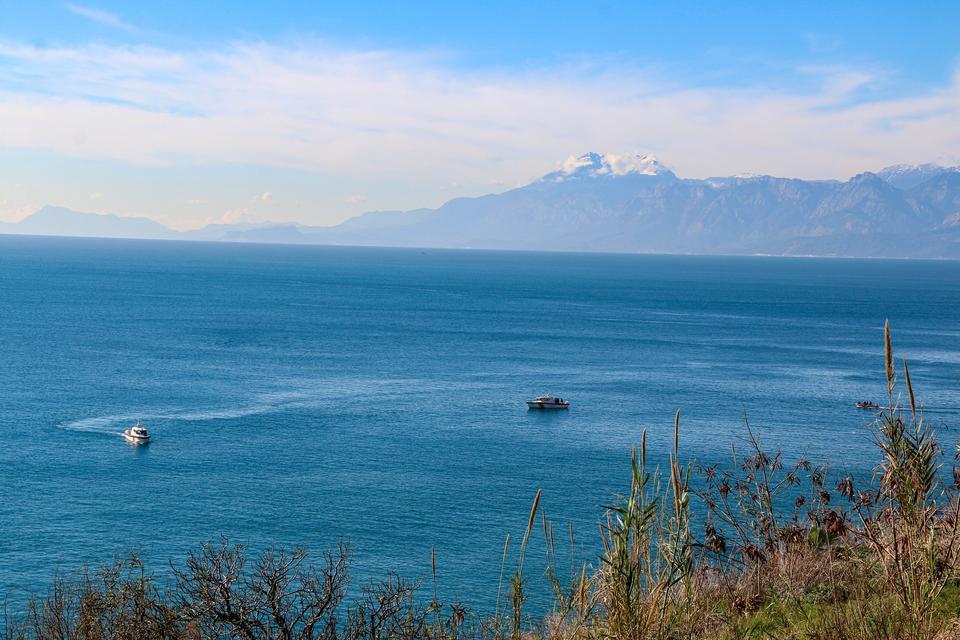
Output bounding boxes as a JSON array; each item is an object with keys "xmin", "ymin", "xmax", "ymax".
[
  {"xmin": 596, "ymin": 411, "xmax": 692, "ymax": 639},
  {"xmin": 843, "ymin": 320, "xmax": 960, "ymax": 639}
]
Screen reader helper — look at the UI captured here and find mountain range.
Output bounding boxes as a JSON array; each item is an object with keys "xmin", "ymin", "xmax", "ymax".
[{"xmin": 4, "ymin": 153, "xmax": 960, "ymax": 258}]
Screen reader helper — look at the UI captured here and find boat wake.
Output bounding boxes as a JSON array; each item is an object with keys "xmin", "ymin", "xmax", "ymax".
[
  {"xmin": 58, "ymin": 415, "xmax": 130, "ymax": 436},
  {"xmin": 57, "ymin": 403, "xmax": 294, "ymax": 436},
  {"xmin": 56, "ymin": 377, "xmax": 432, "ymax": 436}
]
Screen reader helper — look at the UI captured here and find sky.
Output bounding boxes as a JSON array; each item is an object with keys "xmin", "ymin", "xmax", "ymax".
[{"xmin": 0, "ymin": 1, "xmax": 958, "ymax": 229}]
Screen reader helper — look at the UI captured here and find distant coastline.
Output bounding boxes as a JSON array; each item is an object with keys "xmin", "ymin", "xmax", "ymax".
[{"xmin": 2, "ymin": 231, "xmax": 958, "ymax": 262}]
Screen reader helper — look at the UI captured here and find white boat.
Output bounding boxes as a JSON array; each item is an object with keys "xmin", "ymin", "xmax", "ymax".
[
  {"xmin": 123, "ymin": 420, "xmax": 151, "ymax": 444},
  {"xmin": 526, "ymin": 394, "xmax": 570, "ymax": 410}
]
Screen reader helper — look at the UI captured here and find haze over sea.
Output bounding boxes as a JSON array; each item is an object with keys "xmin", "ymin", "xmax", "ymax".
[{"xmin": 2, "ymin": 235, "xmax": 960, "ymax": 609}]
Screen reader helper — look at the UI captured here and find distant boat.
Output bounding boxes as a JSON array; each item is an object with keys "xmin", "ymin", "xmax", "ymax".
[
  {"xmin": 856, "ymin": 401, "xmax": 880, "ymax": 409},
  {"xmin": 527, "ymin": 394, "xmax": 569, "ymax": 410},
  {"xmin": 123, "ymin": 419, "xmax": 151, "ymax": 444}
]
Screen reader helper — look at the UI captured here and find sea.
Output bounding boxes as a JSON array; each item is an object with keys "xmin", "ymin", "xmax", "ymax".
[{"xmin": 1, "ymin": 235, "xmax": 959, "ymax": 612}]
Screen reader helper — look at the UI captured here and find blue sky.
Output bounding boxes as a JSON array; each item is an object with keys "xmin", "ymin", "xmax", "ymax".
[{"xmin": 1, "ymin": 1, "xmax": 958, "ymax": 228}]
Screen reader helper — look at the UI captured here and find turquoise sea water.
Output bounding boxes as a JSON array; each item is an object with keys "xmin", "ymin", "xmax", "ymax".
[{"xmin": 1, "ymin": 235, "xmax": 959, "ymax": 610}]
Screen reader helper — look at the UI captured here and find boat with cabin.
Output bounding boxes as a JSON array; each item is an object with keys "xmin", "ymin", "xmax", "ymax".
[
  {"xmin": 123, "ymin": 419, "xmax": 151, "ymax": 444},
  {"xmin": 527, "ymin": 394, "xmax": 570, "ymax": 410}
]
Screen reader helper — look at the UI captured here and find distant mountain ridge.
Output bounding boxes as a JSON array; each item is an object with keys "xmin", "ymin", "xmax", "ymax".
[
  {"xmin": 6, "ymin": 205, "xmax": 179, "ymax": 240},
  {"xmin": 4, "ymin": 154, "xmax": 960, "ymax": 258}
]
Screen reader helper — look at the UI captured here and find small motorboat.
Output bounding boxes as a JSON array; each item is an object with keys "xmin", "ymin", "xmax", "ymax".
[
  {"xmin": 856, "ymin": 401, "xmax": 880, "ymax": 409},
  {"xmin": 123, "ymin": 419, "xmax": 151, "ymax": 444},
  {"xmin": 527, "ymin": 394, "xmax": 570, "ymax": 410}
]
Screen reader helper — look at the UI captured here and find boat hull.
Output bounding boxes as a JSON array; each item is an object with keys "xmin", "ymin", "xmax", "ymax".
[
  {"xmin": 527, "ymin": 402, "xmax": 569, "ymax": 410},
  {"xmin": 123, "ymin": 432, "xmax": 151, "ymax": 444}
]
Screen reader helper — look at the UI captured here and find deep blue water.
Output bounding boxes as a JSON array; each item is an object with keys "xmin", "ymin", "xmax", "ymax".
[{"xmin": 1, "ymin": 235, "xmax": 959, "ymax": 611}]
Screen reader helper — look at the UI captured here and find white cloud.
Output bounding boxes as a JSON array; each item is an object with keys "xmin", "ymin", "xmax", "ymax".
[
  {"xmin": 257, "ymin": 191, "xmax": 273, "ymax": 203},
  {"xmin": 0, "ymin": 204, "xmax": 37, "ymax": 223},
  {"xmin": 64, "ymin": 3, "xmax": 140, "ymax": 34},
  {"xmin": 0, "ymin": 38, "xmax": 956, "ymax": 189},
  {"xmin": 344, "ymin": 195, "xmax": 367, "ymax": 205},
  {"xmin": 219, "ymin": 207, "xmax": 251, "ymax": 224}
]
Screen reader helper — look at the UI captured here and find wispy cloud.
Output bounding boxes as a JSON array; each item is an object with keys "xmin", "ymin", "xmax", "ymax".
[
  {"xmin": 0, "ymin": 39, "xmax": 957, "ymax": 186},
  {"xmin": 65, "ymin": 3, "xmax": 140, "ymax": 34},
  {"xmin": 219, "ymin": 207, "xmax": 251, "ymax": 224},
  {"xmin": 0, "ymin": 204, "xmax": 38, "ymax": 224}
]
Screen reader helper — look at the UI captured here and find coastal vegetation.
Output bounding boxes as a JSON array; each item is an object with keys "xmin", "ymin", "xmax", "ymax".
[{"xmin": 5, "ymin": 322, "xmax": 960, "ymax": 639}]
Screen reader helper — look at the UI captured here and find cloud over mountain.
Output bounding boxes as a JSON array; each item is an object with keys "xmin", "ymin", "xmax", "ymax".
[
  {"xmin": 542, "ymin": 153, "xmax": 675, "ymax": 182},
  {"xmin": 0, "ymin": 38, "xmax": 958, "ymax": 191}
]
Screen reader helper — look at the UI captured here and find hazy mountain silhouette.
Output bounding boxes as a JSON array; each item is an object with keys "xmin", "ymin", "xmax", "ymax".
[{"xmin": 4, "ymin": 155, "xmax": 959, "ymax": 258}]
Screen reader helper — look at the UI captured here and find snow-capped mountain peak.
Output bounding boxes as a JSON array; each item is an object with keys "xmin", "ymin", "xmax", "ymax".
[
  {"xmin": 877, "ymin": 163, "xmax": 960, "ymax": 190},
  {"xmin": 542, "ymin": 152, "xmax": 675, "ymax": 182},
  {"xmin": 557, "ymin": 152, "xmax": 606, "ymax": 175}
]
